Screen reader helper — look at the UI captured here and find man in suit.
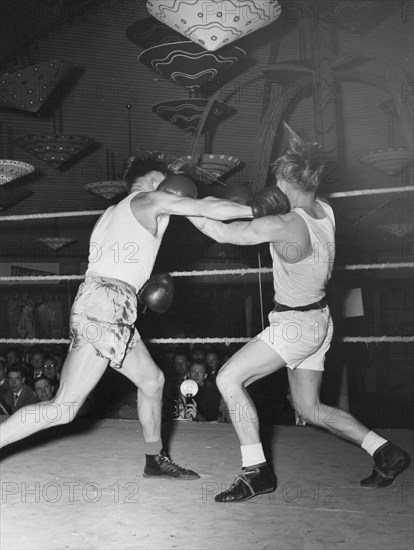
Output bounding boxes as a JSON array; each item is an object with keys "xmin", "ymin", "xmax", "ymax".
[
  {"xmin": 7, "ymin": 365, "xmax": 37, "ymax": 413},
  {"xmin": 0, "ymin": 358, "xmax": 13, "ymax": 414}
]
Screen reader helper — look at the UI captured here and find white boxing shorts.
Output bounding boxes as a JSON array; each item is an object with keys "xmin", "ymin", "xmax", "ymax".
[{"xmin": 257, "ymin": 305, "xmax": 333, "ymax": 371}]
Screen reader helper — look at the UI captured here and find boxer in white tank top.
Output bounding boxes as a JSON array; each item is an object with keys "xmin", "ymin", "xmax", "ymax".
[
  {"xmin": 190, "ymin": 125, "xmax": 410, "ymax": 502},
  {"xmin": 0, "ymin": 152, "xmax": 255, "ymax": 481}
]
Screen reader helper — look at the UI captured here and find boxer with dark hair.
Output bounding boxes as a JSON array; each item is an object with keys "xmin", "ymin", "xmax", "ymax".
[
  {"xmin": 0, "ymin": 151, "xmax": 281, "ymax": 481},
  {"xmin": 189, "ymin": 124, "xmax": 410, "ymax": 501}
]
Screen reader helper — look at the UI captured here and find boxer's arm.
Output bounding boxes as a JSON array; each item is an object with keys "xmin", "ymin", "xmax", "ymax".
[
  {"xmin": 141, "ymin": 192, "xmax": 253, "ymax": 220},
  {"xmin": 188, "ymin": 215, "xmax": 291, "ymax": 246}
]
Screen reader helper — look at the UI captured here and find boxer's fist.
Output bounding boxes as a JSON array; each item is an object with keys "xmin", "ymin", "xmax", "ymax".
[
  {"xmin": 138, "ymin": 273, "xmax": 174, "ymax": 313},
  {"xmin": 251, "ymin": 187, "xmax": 290, "ymax": 218},
  {"xmin": 157, "ymin": 174, "xmax": 198, "ymax": 198}
]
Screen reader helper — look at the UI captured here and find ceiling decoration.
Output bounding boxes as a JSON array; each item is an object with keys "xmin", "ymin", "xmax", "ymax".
[
  {"xmin": 37, "ymin": 237, "xmax": 76, "ymax": 250},
  {"xmin": 146, "ymin": 0, "xmax": 282, "ymax": 52},
  {"xmin": 83, "ymin": 180, "xmax": 125, "ymax": 200},
  {"xmin": 14, "ymin": 134, "xmax": 95, "ymax": 168},
  {"xmin": 152, "ymin": 99, "xmax": 232, "ymax": 134},
  {"xmin": 138, "ymin": 41, "xmax": 246, "ymax": 94},
  {"xmin": 379, "ymin": 223, "xmax": 414, "ymax": 239},
  {"xmin": 0, "ymin": 59, "xmax": 71, "ymax": 113},
  {"xmin": 179, "ymin": 153, "xmax": 240, "ymax": 183},
  {"xmin": 126, "ymin": 18, "xmax": 183, "ymax": 48},
  {"xmin": 0, "ymin": 187, "xmax": 33, "ymax": 211},
  {"xmin": 0, "ymin": 159, "xmax": 35, "ymax": 184},
  {"xmin": 358, "ymin": 148, "xmax": 412, "ymax": 176}
]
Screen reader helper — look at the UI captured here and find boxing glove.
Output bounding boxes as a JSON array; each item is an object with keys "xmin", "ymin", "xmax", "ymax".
[
  {"xmin": 250, "ymin": 187, "xmax": 290, "ymax": 218},
  {"xmin": 157, "ymin": 174, "xmax": 198, "ymax": 198},
  {"xmin": 138, "ymin": 273, "xmax": 175, "ymax": 313},
  {"xmin": 223, "ymin": 183, "xmax": 252, "ymax": 205}
]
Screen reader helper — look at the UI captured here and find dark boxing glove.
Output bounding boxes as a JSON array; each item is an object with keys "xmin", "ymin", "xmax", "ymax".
[
  {"xmin": 251, "ymin": 187, "xmax": 290, "ymax": 218},
  {"xmin": 138, "ymin": 273, "xmax": 175, "ymax": 313},
  {"xmin": 157, "ymin": 174, "xmax": 198, "ymax": 198}
]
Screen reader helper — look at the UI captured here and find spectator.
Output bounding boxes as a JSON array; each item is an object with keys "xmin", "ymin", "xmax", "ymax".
[
  {"xmin": 7, "ymin": 365, "xmax": 37, "ymax": 412},
  {"xmin": 205, "ymin": 348, "xmax": 221, "ymax": 382},
  {"xmin": 26, "ymin": 347, "xmax": 45, "ymax": 387},
  {"xmin": 0, "ymin": 357, "xmax": 10, "ymax": 390},
  {"xmin": 43, "ymin": 356, "xmax": 60, "ymax": 392},
  {"xmin": 162, "ymin": 348, "xmax": 190, "ymax": 420},
  {"xmin": 0, "ymin": 358, "xmax": 13, "ymax": 415},
  {"xmin": 6, "ymin": 348, "xmax": 20, "ymax": 370},
  {"xmin": 34, "ymin": 376, "xmax": 54, "ymax": 402},
  {"xmin": 185, "ymin": 361, "xmax": 221, "ymax": 422},
  {"xmin": 190, "ymin": 345, "xmax": 206, "ymax": 363}
]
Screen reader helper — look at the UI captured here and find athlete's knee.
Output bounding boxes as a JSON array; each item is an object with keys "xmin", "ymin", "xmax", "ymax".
[
  {"xmin": 216, "ymin": 366, "xmax": 241, "ymax": 393},
  {"xmin": 37, "ymin": 398, "xmax": 79, "ymax": 426},
  {"xmin": 140, "ymin": 370, "xmax": 164, "ymax": 396}
]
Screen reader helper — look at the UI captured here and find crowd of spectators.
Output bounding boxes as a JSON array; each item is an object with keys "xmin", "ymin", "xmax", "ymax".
[
  {"xmin": 0, "ymin": 345, "xmax": 65, "ymax": 415},
  {"xmin": 0, "ymin": 344, "xmax": 296, "ymax": 425}
]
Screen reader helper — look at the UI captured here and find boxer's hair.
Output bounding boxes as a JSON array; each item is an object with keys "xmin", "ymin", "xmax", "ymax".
[
  {"xmin": 123, "ymin": 151, "xmax": 184, "ymax": 193},
  {"xmin": 272, "ymin": 123, "xmax": 324, "ymax": 192}
]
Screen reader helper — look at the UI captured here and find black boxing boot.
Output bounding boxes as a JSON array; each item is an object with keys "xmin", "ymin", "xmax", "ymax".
[
  {"xmin": 215, "ymin": 463, "xmax": 276, "ymax": 503},
  {"xmin": 360, "ymin": 442, "xmax": 410, "ymax": 488},
  {"xmin": 144, "ymin": 449, "xmax": 200, "ymax": 480}
]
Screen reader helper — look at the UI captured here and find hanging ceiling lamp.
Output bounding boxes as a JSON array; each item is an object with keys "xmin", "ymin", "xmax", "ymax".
[
  {"xmin": 37, "ymin": 237, "xmax": 76, "ymax": 250},
  {"xmin": 0, "ymin": 159, "xmax": 34, "ymax": 184},
  {"xmin": 146, "ymin": 0, "xmax": 281, "ymax": 52},
  {"xmin": 379, "ymin": 223, "xmax": 414, "ymax": 239},
  {"xmin": 126, "ymin": 18, "xmax": 183, "ymax": 48},
  {"xmin": 0, "ymin": 187, "xmax": 33, "ymax": 210},
  {"xmin": 138, "ymin": 41, "xmax": 246, "ymax": 94},
  {"xmin": 358, "ymin": 99, "xmax": 411, "ymax": 176},
  {"xmin": 84, "ymin": 180, "xmax": 125, "ymax": 200},
  {"xmin": 358, "ymin": 148, "xmax": 412, "ymax": 176},
  {"xmin": 14, "ymin": 134, "xmax": 95, "ymax": 169},
  {"xmin": 179, "ymin": 153, "xmax": 240, "ymax": 183},
  {"xmin": 152, "ymin": 98, "xmax": 232, "ymax": 134},
  {"xmin": 0, "ymin": 59, "xmax": 71, "ymax": 113},
  {"xmin": 37, "ymin": 218, "xmax": 75, "ymax": 250}
]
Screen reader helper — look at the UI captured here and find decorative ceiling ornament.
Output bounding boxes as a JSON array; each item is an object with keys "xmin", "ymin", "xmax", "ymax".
[
  {"xmin": 37, "ymin": 237, "xmax": 76, "ymax": 250},
  {"xmin": 0, "ymin": 159, "xmax": 35, "ymax": 184},
  {"xmin": 83, "ymin": 180, "xmax": 125, "ymax": 200},
  {"xmin": 126, "ymin": 18, "xmax": 184, "ymax": 48},
  {"xmin": 138, "ymin": 41, "xmax": 246, "ymax": 93},
  {"xmin": 152, "ymin": 99, "xmax": 232, "ymax": 134},
  {"xmin": 14, "ymin": 134, "xmax": 95, "ymax": 168},
  {"xmin": 379, "ymin": 223, "xmax": 414, "ymax": 239},
  {"xmin": 179, "ymin": 153, "xmax": 240, "ymax": 183},
  {"xmin": 146, "ymin": 0, "xmax": 281, "ymax": 52},
  {"xmin": 0, "ymin": 59, "xmax": 71, "ymax": 113},
  {"xmin": 0, "ymin": 187, "xmax": 33, "ymax": 211},
  {"xmin": 358, "ymin": 148, "xmax": 412, "ymax": 176}
]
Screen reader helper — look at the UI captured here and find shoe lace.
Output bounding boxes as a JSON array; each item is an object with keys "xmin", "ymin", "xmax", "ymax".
[
  {"xmin": 160, "ymin": 454, "xmax": 190, "ymax": 473},
  {"xmin": 227, "ymin": 473, "xmax": 246, "ymax": 491}
]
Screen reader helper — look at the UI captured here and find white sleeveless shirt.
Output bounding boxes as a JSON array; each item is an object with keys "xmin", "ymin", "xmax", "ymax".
[
  {"xmin": 85, "ymin": 192, "xmax": 168, "ymax": 293},
  {"xmin": 270, "ymin": 199, "xmax": 335, "ymax": 307}
]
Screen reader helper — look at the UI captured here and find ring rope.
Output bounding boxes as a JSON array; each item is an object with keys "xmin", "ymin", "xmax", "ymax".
[
  {"xmin": 0, "ymin": 262, "xmax": 413, "ymax": 283},
  {"xmin": 0, "ymin": 336, "xmax": 413, "ymax": 345},
  {"xmin": 0, "ymin": 186, "xmax": 413, "ymax": 222}
]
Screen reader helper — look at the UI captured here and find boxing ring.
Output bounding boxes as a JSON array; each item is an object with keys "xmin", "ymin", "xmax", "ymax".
[{"xmin": 0, "ymin": 185, "xmax": 413, "ymax": 550}]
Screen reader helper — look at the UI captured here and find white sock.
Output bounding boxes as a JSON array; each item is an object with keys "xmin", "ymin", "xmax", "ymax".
[
  {"xmin": 361, "ymin": 431, "xmax": 388, "ymax": 456},
  {"xmin": 241, "ymin": 443, "xmax": 266, "ymax": 468}
]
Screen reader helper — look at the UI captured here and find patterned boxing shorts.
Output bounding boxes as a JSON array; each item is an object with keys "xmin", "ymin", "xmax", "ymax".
[
  {"xmin": 69, "ymin": 275, "xmax": 140, "ymax": 368},
  {"xmin": 257, "ymin": 305, "xmax": 333, "ymax": 371}
]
